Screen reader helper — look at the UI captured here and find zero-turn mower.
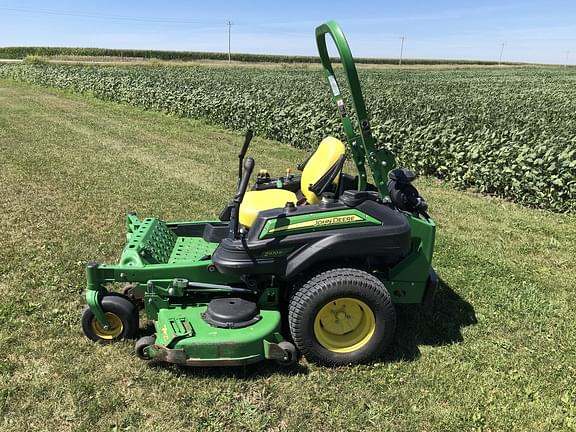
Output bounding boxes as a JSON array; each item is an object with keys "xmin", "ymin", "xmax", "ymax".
[{"xmin": 81, "ymin": 20, "xmax": 437, "ymax": 367}]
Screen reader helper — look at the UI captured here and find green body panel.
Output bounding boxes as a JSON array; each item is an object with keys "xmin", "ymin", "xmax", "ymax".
[
  {"xmin": 97, "ymin": 261, "xmax": 237, "ymax": 284},
  {"xmin": 316, "ymin": 21, "xmax": 396, "ymax": 198},
  {"xmin": 149, "ymin": 305, "xmax": 282, "ymax": 364},
  {"xmin": 383, "ymin": 214, "xmax": 436, "ymax": 303},
  {"xmin": 408, "ymin": 214, "xmax": 436, "ymax": 263},
  {"xmin": 259, "ymin": 208, "xmax": 380, "ymax": 239}
]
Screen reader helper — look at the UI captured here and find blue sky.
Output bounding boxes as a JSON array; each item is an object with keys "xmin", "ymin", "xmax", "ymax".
[{"xmin": 0, "ymin": 1, "xmax": 575, "ymax": 64}]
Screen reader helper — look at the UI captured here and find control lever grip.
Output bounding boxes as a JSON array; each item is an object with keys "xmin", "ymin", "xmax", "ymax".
[
  {"xmin": 239, "ymin": 129, "xmax": 254, "ymax": 160},
  {"xmin": 236, "ymin": 157, "xmax": 255, "ymax": 201},
  {"xmin": 238, "ymin": 129, "xmax": 254, "ymax": 182},
  {"xmin": 229, "ymin": 157, "xmax": 255, "ymax": 239},
  {"xmin": 244, "ymin": 156, "xmax": 255, "ymax": 172}
]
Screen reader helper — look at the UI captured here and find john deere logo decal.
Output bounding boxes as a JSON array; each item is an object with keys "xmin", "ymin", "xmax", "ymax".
[
  {"xmin": 266, "ymin": 214, "xmax": 365, "ymax": 235},
  {"xmin": 313, "ymin": 215, "xmax": 361, "ymax": 226}
]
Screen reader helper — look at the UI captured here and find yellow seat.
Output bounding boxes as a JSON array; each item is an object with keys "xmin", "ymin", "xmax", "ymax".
[{"xmin": 239, "ymin": 136, "xmax": 346, "ymax": 228}]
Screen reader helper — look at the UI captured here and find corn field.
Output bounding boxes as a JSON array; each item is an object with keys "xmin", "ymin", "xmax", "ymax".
[{"xmin": 1, "ymin": 62, "xmax": 574, "ymax": 211}]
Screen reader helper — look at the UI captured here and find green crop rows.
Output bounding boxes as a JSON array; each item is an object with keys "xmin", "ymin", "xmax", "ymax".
[{"xmin": 1, "ymin": 63, "xmax": 574, "ymax": 212}]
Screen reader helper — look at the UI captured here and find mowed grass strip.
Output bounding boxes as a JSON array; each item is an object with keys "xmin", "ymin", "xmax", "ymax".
[{"xmin": 0, "ymin": 80, "xmax": 575, "ymax": 432}]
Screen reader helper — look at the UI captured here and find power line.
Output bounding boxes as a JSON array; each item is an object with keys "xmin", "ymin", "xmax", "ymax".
[
  {"xmin": 227, "ymin": 20, "xmax": 233, "ymax": 62},
  {"xmin": 0, "ymin": 6, "xmax": 213, "ymax": 25},
  {"xmin": 498, "ymin": 42, "xmax": 505, "ymax": 65}
]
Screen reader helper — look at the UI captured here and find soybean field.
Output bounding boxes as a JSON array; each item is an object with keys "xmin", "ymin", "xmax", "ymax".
[{"xmin": 0, "ymin": 62, "xmax": 574, "ymax": 212}]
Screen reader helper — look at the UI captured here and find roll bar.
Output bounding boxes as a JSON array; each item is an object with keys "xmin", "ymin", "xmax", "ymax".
[{"xmin": 315, "ymin": 20, "xmax": 395, "ymax": 198}]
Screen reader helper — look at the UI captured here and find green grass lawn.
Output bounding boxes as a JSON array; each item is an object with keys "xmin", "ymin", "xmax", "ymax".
[{"xmin": 1, "ymin": 80, "xmax": 575, "ymax": 431}]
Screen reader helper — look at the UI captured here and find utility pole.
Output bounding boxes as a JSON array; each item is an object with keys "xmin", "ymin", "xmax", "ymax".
[
  {"xmin": 498, "ymin": 42, "xmax": 505, "ymax": 66},
  {"xmin": 565, "ymin": 50, "xmax": 571, "ymax": 67},
  {"xmin": 227, "ymin": 20, "xmax": 233, "ymax": 63},
  {"xmin": 399, "ymin": 36, "xmax": 405, "ymax": 65}
]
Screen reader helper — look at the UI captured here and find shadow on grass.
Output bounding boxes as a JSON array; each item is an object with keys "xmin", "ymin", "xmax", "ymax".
[
  {"xmin": 383, "ymin": 277, "xmax": 477, "ymax": 362},
  {"xmin": 148, "ymin": 358, "xmax": 309, "ymax": 379}
]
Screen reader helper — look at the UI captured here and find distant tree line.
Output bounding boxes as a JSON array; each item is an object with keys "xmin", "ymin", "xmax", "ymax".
[{"xmin": 0, "ymin": 46, "xmax": 520, "ymax": 65}]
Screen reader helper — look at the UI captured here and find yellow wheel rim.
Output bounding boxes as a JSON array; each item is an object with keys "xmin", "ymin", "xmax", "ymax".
[
  {"xmin": 313, "ymin": 297, "xmax": 376, "ymax": 353},
  {"xmin": 91, "ymin": 312, "xmax": 124, "ymax": 340}
]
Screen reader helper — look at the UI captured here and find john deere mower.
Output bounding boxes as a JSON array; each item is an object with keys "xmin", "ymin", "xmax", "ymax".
[{"xmin": 81, "ymin": 20, "xmax": 437, "ymax": 366}]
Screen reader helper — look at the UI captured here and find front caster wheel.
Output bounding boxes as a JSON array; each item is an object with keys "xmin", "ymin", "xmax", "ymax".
[
  {"xmin": 81, "ymin": 295, "xmax": 139, "ymax": 343},
  {"xmin": 135, "ymin": 335, "xmax": 156, "ymax": 360},
  {"xmin": 288, "ymin": 268, "xmax": 396, "ymax": 366},
  {"xmin": 275, "ymin": 341, "xmax": 298, "ymax": 366}
]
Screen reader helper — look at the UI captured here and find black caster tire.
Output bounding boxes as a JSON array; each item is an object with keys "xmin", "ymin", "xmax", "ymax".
[
  {"xmin": 135, "ymin": 335, "xmax": 156, "ymax": 360},
  {"xmin": 275, "ymin": 341, "xmax": 298, "ymax": 366},
  {"xmin": 288, "ymin": 268, "xmax": 396, "ymax": 366},
  {"xmin": 81, "ymin": 295, "xmax": 139, "ymax": 343}
]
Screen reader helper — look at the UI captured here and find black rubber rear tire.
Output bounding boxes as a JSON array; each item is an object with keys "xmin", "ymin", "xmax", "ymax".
[
  {"xmin": 288, "ymin": 268, "xmax": 396, "ymax": 366},
  {"xmin": 81, "ymin": 295, "xmax": 139, "ymax": 343}
]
